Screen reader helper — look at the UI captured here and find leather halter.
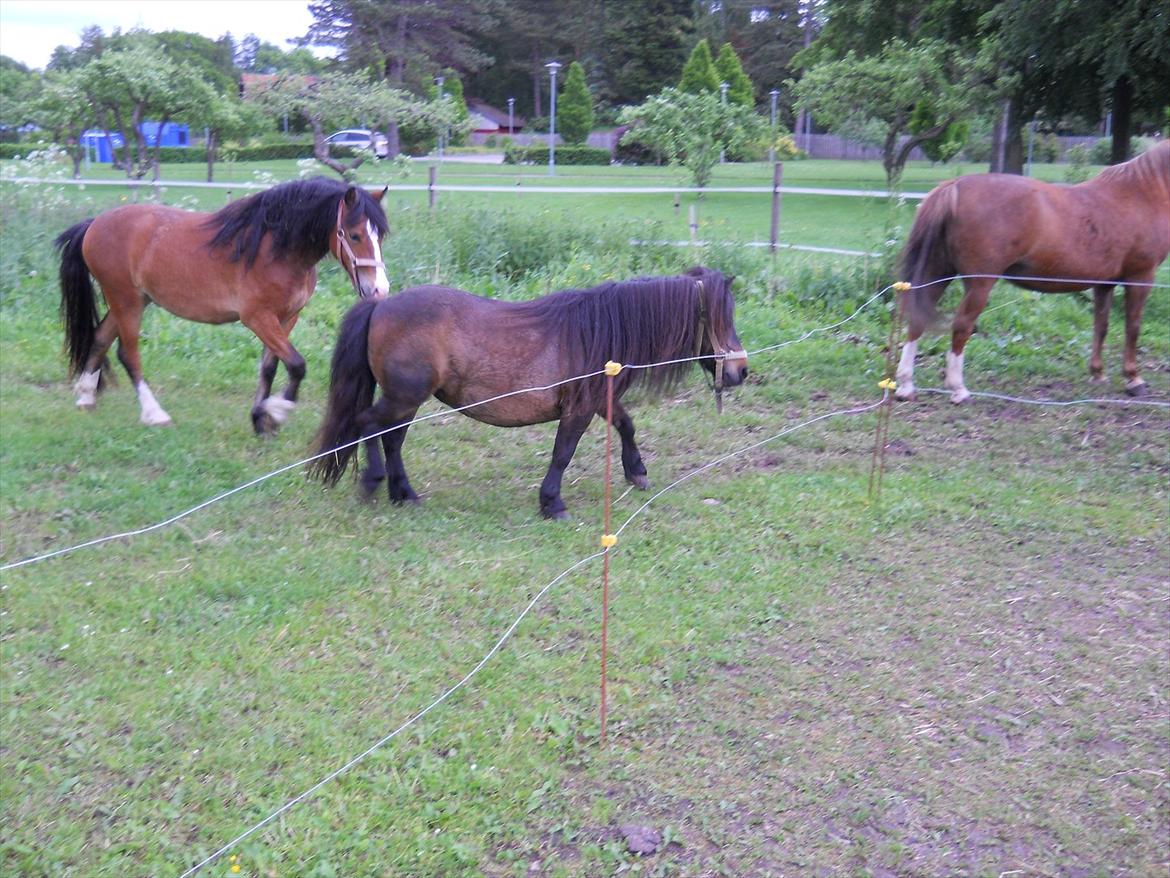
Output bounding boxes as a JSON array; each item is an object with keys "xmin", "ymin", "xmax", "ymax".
[
  {"xmin": 693, "ymin": 279, "xmax": 746, "ymax": 414},
  {"xmin": 332, "ymin": 198, "xmax": 385, "ymax": 296}
]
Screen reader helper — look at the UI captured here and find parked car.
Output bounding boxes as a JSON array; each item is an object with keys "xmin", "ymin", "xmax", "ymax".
[{"xmin": 324, "ymin": 129, "xmax": 389, "ymax": 159}]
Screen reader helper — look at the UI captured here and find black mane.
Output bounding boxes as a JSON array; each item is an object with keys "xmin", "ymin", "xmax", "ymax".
[
  {"xmin": 523, "ymin": 266, "xmax": 734, "ymax": 413},
  {"xmin": 204, "ymin": 177, "xmax": 389, "ymax": 267}
]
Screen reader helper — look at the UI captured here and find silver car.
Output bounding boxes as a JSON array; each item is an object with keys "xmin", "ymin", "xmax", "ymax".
[{"xmin": 324, "ymin": 129, "xmax": 390, "ymax": 159}]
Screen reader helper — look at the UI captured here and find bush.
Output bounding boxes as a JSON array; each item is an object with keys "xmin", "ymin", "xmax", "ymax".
[{"xmin": 503, "ymin": 143, "xmax": 611, "ymax": 166}]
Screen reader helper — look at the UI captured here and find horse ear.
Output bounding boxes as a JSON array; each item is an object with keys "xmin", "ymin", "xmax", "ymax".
[
  {"xmin": 343, "ymin": 185, "xmax": 359, "ymax": 207},
  {"xmin": 373, "ymin": 186, "xmax": 388, "ymax": 203}
]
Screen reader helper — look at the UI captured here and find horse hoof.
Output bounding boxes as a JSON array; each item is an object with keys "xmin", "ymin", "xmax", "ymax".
[
  {"xmin": 949, "ymin": 389, "xmax": 971, "ymax": 404},
  {"xmin": 142, "ymin": 414, "xmax": 173, "ymax": 426},
  {"xmin": 76, "ymin": 401, "xmax": 96, "ymax": 411},
  {"xmin": 1089, "ymin": 373, "xmax": 1108, "ymax": 384},
  {"xmin": 1125, "ymin": 380, "xmax": 1149, "ymax": 397},
  {"xmin": 627, "ymin": 474, "xmax": 650, "ymax": 490},
  {"xmin": 894, "ymin": 390, "xmax": 916, "ymax": 402},
  {"xmin": 542, "ymin": 508, "xmax": 570, "ymax": 521}
]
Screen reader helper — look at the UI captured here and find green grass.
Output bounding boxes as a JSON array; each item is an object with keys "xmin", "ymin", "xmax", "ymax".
[{"xmin": 1, "ymin": 162, "xmax": 1168, "ymax": 877}]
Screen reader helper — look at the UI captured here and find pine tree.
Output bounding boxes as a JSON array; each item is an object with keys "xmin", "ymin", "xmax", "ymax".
[
  {"xmin": 714, "ymin": 42, "xmax": 754, "ymax": 108},
  {"xmin": 678, "ymin": 38, "xmax": 719, "ymax": 94},
  {"xmin": 557, "ymin": 61, "xmax": 594, "ymax": 144}
]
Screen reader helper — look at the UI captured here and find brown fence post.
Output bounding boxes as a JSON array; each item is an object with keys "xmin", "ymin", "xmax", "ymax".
[
  {"xmin": 428, "ymin": 165, "xmax": 437, "ymax": 210},
  {"xmin": 769, "ymin": 162, "xmax": 783, "ymax": 253}
]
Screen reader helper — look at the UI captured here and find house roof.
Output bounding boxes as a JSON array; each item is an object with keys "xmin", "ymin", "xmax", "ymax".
[{"xmin": 467, "ymin": 99, "xmax": 525, "ymax": 129}]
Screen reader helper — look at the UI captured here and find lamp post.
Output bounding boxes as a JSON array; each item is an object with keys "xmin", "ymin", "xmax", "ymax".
[
  {"xmin": 435, "ymin": 74, "xmax": 445, "ymax": 161},
  {"xmin": 769, "ymin": 88, "xmax": 780, "ymax": 163},
  {"xmin": 719, "ymin": 81, "xmax": 729, "ymax": 164},
  {"xmin": 546, "ymin": 60, "xmax": 561, "ymax": 176},
  {"xmin": 507, "ymin": 97, "xmax": 514, "ymax": 140}
]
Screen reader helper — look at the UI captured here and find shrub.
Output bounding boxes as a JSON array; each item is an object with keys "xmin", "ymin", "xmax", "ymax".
[{"xmin": 503, "ymin": 143, "xmax": 611, "ymax": 165}]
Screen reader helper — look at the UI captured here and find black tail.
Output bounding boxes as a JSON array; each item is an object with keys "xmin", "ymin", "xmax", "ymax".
[
  {"xmin": 309, "ymin": 298, "xmax": 380, "ymax": 485},
  {"xmin": 55, "ymin": 219, "xmax": 106, "ymax": 380},
  {"xmin": 897, "ymin": 181, "xmax": 957, "ymax": 331}
]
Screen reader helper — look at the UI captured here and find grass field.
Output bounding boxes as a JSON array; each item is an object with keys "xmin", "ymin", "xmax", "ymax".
[{"xmin": 1, "ymin": 159, "xmax": 1168, "ymax": 878}]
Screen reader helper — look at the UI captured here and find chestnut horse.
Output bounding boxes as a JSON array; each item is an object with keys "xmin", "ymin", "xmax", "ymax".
[
  {"xmin": 896, "ymin": 141, "xmax": 1169, "ymax": 402},
  {"xmin": 309, "ymin": 267, "xmax": 748, "ymax": 519},
  {"xmin": 55, "ymin": 177, "xmax": 390, "ymax": 434}
]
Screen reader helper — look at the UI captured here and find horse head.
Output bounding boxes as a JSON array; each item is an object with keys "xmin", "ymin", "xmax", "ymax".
[
  {"xmin": 332, "ymin": 186, "xmax": 390, "ymax": 299},
  {"xmin": 689, "ymin": 267, "xmax": 748, "ymax": 409}
]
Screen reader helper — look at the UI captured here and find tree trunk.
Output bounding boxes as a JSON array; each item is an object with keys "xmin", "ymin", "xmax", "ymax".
[
  {"xmin": 1109, "ymin": 75, "xmax": 1132, "ymax": 164},
  {"xmin": 206, "ymin": 131, "xmax": 216, "ymax": 182},
  {"xmin": 532, "ymin": 47, "xmax": 543, "ymax": 118},
  {"xmin": 989, "ymin": 97, "xmax": 1025, "ymax": 174}
]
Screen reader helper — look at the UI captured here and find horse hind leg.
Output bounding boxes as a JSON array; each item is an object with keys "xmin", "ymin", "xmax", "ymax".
[
  {"xmin": 895, "ymin": 278, "xmax": 949, "ymax": 402},
  {"xmin": 945, "ymin": 277, "xmax": 994, "ymax": 404},
  {"xmin": 1088, "ymin": 285, "xmax": 1113, "ymax": 383},
  {"xmin": 111, "ymin": 298, "xmax": 172, "ymax": 426},
  {"xmin": 74, "ymin": 313, "xmax": 118, "ymax": 410}
]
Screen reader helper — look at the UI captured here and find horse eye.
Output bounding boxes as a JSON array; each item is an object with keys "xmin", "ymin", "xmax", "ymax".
[{"xmin": 350, "ymin": 233, "xmax": 361, "ymax": 242}]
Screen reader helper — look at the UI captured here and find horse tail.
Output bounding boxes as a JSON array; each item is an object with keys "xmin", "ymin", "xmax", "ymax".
[
  {"xmin": 55, "ymin": 219, "xmax": 103, "ymax": 379},
  {"xmin": 898, "ymin": 180, "xmax": 958, "ymax": 330},
  {"xmin": 309, "ymin": 298, "xmax": 379, "ymax": 485}
]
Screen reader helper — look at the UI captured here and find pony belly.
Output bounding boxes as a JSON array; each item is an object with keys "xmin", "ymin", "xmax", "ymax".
[{"xmin": 440, "ymin": 388, "xmax": 562, "ymax": 428}]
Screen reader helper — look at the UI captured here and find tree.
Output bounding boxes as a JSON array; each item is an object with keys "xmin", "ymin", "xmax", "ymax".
[
  {"xmin": 190, "ymin": 93, "xmax": 269, "ymax": 182},
  {"xmin": 557, "ymin": 61, "xmax": 594, "ymax": 144},
  {"xmin": 792, "ymin": 39, "xmax": 988, "ymax": 186},
  {"xmin": 32, "ymin": 70, "xmax": 93, "ymax": 177},
  {"xmin": 0, "ymin": 56, "xmax": 41, "ymax": 139},
  {"xmin": 252, "ymin": 72, "xmax": 456, "ymax": 177},
  {"xmin": 678, "ymin": 37, "xmax": 720, "ymax": 94},
  {"xmin": 714, "ymin": 42, "xmax": 754, "ymax": 107},
  {"xmin": 81, "ymin": 44, "xmax": 216, "ymax": 180},
  {"xmin": 619, "ymin": 86, "xmax": 766, "ymax": 188},
  {"xmin": 909, "ymin": 101, "xmax": 968, "ymax": 163}
]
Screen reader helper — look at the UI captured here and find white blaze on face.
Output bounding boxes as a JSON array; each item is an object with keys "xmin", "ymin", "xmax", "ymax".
[{"xmin": 369, "ymin": 220, "xmax": 389, "ymax": 296}]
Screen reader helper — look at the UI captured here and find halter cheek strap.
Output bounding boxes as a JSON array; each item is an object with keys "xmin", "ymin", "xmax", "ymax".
[
  {"xmin": 694, "ymin": 280, "xmax": 747, "ymax": 414},
  {"xmin": 333, "ymin": 199, "xmax": 385, "ymax": 294}
]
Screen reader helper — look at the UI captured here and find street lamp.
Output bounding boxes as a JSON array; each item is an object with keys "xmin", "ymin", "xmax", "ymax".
[
  {"xmin": 719, "ymin": 81, "xmax": 729, "ymax": 163},
  {"xmin": 435, "ymin": 75, "xmax": 446, "ymax": 161},
  {"xmin": 769, "ymin": 88, "xmax": 780, "ymax": 163},
  {"xmin": 546, "ymin": 60, "xmax": 561, "ymax": 176}
]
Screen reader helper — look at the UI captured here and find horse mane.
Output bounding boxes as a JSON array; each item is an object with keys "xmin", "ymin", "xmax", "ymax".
[
  {"xmin": 203, "ymin": 177, "xmax": 389, "ymax": 267},
  {"xmin": 1093, "ymin": 141, "xmax": 1170, "ymax": 192},
  {"xmin": 522, "ymin": 266, "xmax": 732, "ymax": 413}
]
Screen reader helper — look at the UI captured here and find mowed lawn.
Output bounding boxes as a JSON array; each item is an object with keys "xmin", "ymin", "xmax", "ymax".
[{"xmin": 1, "ymin": 162, "xmax": 1168, "ymax": 877}]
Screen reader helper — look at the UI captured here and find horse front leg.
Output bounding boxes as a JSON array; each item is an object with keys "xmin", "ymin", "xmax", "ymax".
[
  {"xmin": 1089, "ymin": 285, "xmax": 1113, "ymax": 383},
  {"xmin": 539, "ymin": 413, "xmax": 593, "ymax": 520},
  {"xmin": 608, "ymin": 401, "xmax": 649, "ymax": 490},
  {"xmin": 946, "ymin": 277, "xmax": 994, "ymax": 404},
  {"xmin": 1121, "ymin": 276, "xmax": 1153, "ymax": 396},
  {"xmin": 242, "ymin": 311, "xmax": 305, "ymax": 435}
]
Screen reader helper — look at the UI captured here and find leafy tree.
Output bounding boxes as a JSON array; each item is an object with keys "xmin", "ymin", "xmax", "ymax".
[
  {"xmin": 909, "ymin": 101, "xmax": 968, "ymax": 163},
  {"xmin": 429, "ymin": 69, "xmax": 470, "ymax": 147},
  {"xmin": 557, "ymin": 61, "xmax": 595, "ymax": 144},
  {"xmin": 792, "ymin": 38, "xmax": 988, "ymax": 186},
  {"xmin": 32, "ymin": 70, "xmax": 93, "ymax": 177},
  {"xmin": 0, "ymin": 56, "xmax": 41, "ymax": 139},
  {"xmin": 678, "ymin": 37, "xmax": 720, "ymax": 94},
  {"xmin": 150, "ymin": 30, "xmax": 239, "ymax": 94},
  {"xmin": 714, "ymin": 42, "xmax": 754, "ymax": 108},
  {"xmin": 252, "ymin": 72, "xmax": 457, "ymax": 177},
  {"xmin": 619, "ymin": 86, "xmax": 766, "ymax": 187},
  {"xmin": 601, "ymin": 0, "xmax": 693, "ymax": 105},
  {"xmin": 189, "ymin": 93, "xmax": 270, "ymax": 182},
  {"xmin": 81, "ymin": 44, "xmax": 215, "ymax": 180}
]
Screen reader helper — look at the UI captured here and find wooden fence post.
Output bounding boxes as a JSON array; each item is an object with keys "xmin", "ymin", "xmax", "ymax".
[
  {"xmin": 769, "ymin": 162, "xmax": 783, "ymax": 253},
  {"xmin": 428, "ymin": 165, "xmax": 437, "ymax": 210}
]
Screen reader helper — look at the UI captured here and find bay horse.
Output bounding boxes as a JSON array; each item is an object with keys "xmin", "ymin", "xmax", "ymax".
[
  {"xmin": 54, "ymin": 177, "xmax": 390, "ymax": 434},
  {"xmin": 309, "ymin": 267, "xmax": 748, "ymax": 519},
  {"xmin": 896, "ymin": 141, "xmax": 1169, "ymax": 402}
]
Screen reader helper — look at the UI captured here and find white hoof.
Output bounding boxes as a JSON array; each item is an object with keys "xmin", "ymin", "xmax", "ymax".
[
  {"xmin": 894, "ymin": 382, "xmax": 916, "ymax": 401},
  {"xmin": 76, "ymin": 399, "xmax": 97, "ymax": 411},
  {"xmin": 262, "ymin": 396, "xmax": 297, "ymax": 425},
  {"xmin": 949, "ymin": 387, "xmax": 971, "ymax": 404},
  {"xmin": 141, "ymin": 411, "xmax": 173, "ymax": 426}
]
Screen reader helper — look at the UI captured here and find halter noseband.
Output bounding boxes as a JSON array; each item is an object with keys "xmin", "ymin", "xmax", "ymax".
[
  {"xmin": 333, "ymin": 198, "xmax": 385, "ymax": 295},
  {"xmin": 693, "ymin": 279, "xmax": 746, "ymax": 414}
]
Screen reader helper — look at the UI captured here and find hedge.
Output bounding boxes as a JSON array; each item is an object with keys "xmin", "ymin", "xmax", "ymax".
[{"xmin": 503, "ymin": 143, "xmax": 612, "ymax": 166}]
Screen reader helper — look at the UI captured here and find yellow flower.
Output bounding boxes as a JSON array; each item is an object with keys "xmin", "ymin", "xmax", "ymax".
[{"xmin": 231, "ymin": 866, "xmax": 241, "ymax": 874}]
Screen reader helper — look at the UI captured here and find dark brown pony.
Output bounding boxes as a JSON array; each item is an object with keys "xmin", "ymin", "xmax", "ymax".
[
  {"xmin": 309, "ymin": 267, "xmax": 748, "ymax": 519},
  {"xmin": 55, "ymin": 177, "xmax": 390, "ymax": 434},
  {"xmin": 896, "ymin": 141, "xmax": 1169, "ymax": 402}
]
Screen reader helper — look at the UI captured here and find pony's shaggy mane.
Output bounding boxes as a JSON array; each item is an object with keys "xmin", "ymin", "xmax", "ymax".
[
  {"xmin": 204, "ymin": 177, "xmax": 389, "ymax": 267},
  {"xmin": 519, "ymin": 266, "xmax": 735, "ymax": 413}
]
